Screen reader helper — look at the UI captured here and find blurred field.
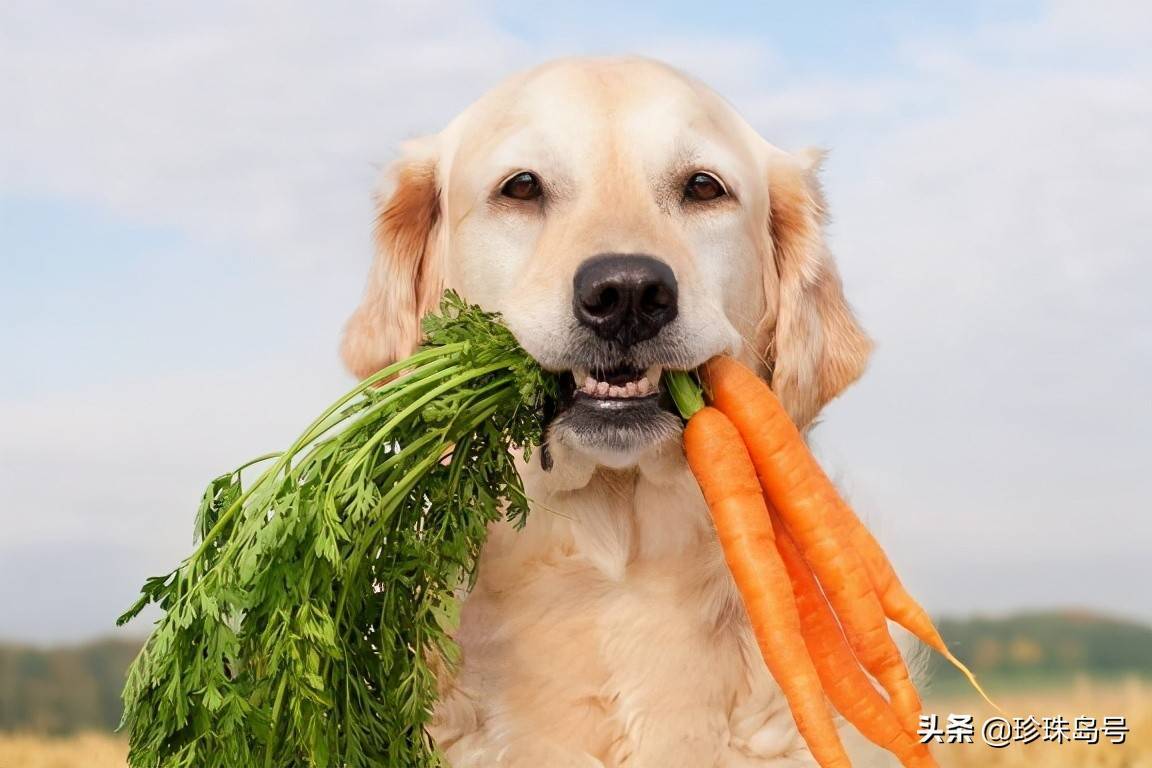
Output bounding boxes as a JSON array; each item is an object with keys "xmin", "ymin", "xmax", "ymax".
[
  {"xmin": 927, "ymin": 677, "xmax": 1152, "ymax": 767},
  {"xmin": 0, "ymin": 732, "xmax": 125, "ymax": 768},
  {"xmin": 0, "ymin": 680, "xmax": 1147, "ymax": 766}
]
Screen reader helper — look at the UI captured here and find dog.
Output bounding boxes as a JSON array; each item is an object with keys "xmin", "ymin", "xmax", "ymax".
[{"xmin": 341, "ymin": 57, "xmax": 892, "ymax": 767}]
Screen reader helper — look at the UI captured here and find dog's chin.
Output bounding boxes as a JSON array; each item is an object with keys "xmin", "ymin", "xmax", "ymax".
[{"xmin": 551, "ymin": 395, "xmax": 682, "ymax": 468}]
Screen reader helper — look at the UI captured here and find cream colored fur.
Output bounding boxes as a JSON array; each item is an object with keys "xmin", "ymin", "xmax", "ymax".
[{"xmin": 343, "ymin": 57, "xmax": 894, "ymax": 767}]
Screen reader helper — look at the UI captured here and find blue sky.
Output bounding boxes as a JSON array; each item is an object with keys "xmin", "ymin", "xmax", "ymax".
[
  {"xmin": 495, "ymin": 1, "xmax": 1039, "ymax": 72},
  {"xmin": 2, "ymin": 0, "xmax": 1150, "ymax": 642}
]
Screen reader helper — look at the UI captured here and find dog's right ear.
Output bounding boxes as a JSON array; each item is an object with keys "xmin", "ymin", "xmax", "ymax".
[{"xmin": 341, "ymin": 138, "xmax": 442, "ymax": 379}]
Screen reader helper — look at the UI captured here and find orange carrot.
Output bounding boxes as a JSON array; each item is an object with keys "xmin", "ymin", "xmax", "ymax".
[
  {"xmin": 702, "ymin": 356, "xmax": 924, "ymax": 730},
  {"xmin": 684, "ymin": 406, "xmax": 851, "ymax": 768},
  {"xmin": 770, "ymin": 506, "xmax": 939, "ymax": 767},
  {"xmin": 842, "ymin": 511, "xmax": 997, "ymax": 709}
]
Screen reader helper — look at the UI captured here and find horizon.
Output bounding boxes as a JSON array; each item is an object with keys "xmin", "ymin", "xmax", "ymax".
[{"xmin": 5, "ymin": 605, "xmax": 1151, "ymax": 650}]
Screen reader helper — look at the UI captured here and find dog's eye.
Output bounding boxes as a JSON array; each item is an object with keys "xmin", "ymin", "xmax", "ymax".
[
  {"xmin": 684, "ymin": 172, "xmax": 727, "ymax": 202},
  {"xmin": 500, "ymin": 171, "xmax": 543, "ymax": 201}
]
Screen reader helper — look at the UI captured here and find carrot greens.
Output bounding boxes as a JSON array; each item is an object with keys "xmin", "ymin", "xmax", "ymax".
[{"xmin": 117, "ymin": 292, "xmax": 557, "ymax": 768}]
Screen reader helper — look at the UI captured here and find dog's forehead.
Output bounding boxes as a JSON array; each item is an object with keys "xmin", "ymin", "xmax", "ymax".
[
  {"xmin": 520, "ymin": 59, "xmax": 704, "ymax": 112},
  {"xmin": 446, "ymin": 58, "xmax": 755, "ymax": 185}
]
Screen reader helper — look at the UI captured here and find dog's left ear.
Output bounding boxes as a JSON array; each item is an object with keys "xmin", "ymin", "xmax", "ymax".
[
  {"xmin": 341, "ymin": 137, "xmax": 443, "ymax": 379},
  {"xmin": 763, "ymin": 148, "xmax": 872, "ymax": 429}
]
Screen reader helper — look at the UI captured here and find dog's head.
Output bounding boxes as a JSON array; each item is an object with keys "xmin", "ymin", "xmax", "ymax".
[{"xmin": 342, "ymin": 57, "xmax": 870, "ymax": 470}]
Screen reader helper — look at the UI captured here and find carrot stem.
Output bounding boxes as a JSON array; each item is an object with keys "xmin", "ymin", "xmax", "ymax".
[{"xmin": 665, "ymin": 369, "xmax": 706, "ymax": 419}]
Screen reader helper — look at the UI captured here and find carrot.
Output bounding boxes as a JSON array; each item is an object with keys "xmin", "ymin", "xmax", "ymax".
[
  {"xmin": 701, "ymin": 356, "xmax": 924, "ymax": 731},
  {"xmin": 770, "ymin": 506, "xmax": 939, "ymax": 768},
  {"xmin": 843, "ymin": 513, "xmax": 998, "ymax": 709},
  {"xmin": 684, "ymin": 406, "xmax": 852, "ymax": 768}
]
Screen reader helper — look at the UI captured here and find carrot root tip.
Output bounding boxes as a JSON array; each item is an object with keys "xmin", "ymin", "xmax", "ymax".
[{"xmin": 944, "ymin": 650, "xmax": 1002, "ymax": 714}]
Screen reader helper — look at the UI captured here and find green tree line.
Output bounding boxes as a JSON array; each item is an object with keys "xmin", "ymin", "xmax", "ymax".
[
  {"xmin": 1, "ymin": 611, "xmax": 1149, "ymax": 734},
  {"xmin": 0, "ymin": 637, "xmax": 142, "ymax": 734},
  {"xmin": 932, "ymin": 610, "xmax": 1152, "ymax": 690}
]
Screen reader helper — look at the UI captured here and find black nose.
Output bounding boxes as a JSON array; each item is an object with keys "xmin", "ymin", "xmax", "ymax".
[{"xmin": 573, "ymin": 254, "xmax": 679, "ymax": 346}]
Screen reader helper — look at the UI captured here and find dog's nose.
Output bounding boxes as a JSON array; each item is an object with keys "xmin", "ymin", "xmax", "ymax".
[{"xmin": 573, "ymin": 254, "xmax": 679, "ymax": 346}]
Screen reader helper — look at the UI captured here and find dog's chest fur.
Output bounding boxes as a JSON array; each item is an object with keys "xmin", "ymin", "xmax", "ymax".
[{"xmin": 431, "ymin": 446, "xmax": 892, "ymax": 767}]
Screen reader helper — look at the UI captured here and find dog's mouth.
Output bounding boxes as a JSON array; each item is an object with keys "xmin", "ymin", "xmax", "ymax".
[
  {"xmin": 557, "ymin": 363, "xmax": 673, "ymax": 414},
  {"xmin": 548, "ymin": 363, "xmax": 682, "ymax": 459},
  {"xmin": 570, "ymin": 364, "xmax": 663, "ymax": 400}
]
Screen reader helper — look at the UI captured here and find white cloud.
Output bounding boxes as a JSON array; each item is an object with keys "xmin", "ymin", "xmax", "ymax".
[
  {"xmin": 0, "ymin": 367, "xmax": 343, "ymax": 546},
  {"xmin": 1, "ymin": 0, "xmax": 527, "ymax": 261},
  {"xmin": 0, "ymin": 365, "xmax": 351, "ymax": 640},
  {"xmin": 1, "ymin": 0, "xmax": 535, "ymax": 641},
  {"xmin": 774, "ymin": 6, "xmax": 1152, "ymax": 618}
]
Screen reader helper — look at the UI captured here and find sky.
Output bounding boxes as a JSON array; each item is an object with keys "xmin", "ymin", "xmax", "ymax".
[{"xmin": 1, "ymin": 0, "xmax": 1150, "ymax": 643}]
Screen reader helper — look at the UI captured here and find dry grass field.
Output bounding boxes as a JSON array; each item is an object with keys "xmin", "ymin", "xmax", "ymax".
[
  {"xmin": 0, "ymin": 680, "xmax": 1147, "ymax": 767},
  {"xmin": 928, "ymin": 678, "xmax": 1152, "ymax": 768},
  {"xmin": 0, "ymin": 732, "xmax": 126, "ymax": 768}
]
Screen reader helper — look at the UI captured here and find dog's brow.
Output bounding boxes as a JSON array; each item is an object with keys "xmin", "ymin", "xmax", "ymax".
[
  {"xmin": 644, "ymin": 141, "xmax": 695, "ymax": 188},
  {"xmin": 670, "ymin": 140, "xmax": 700, "ymax": 170}
]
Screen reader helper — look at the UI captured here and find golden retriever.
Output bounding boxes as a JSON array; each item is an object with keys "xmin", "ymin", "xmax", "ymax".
[{"xmin": 342, "ymin": 57, "xmax": 890, "ymax": 767}]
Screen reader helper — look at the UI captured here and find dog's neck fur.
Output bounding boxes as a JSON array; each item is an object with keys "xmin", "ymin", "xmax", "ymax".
[
  {"xmin": 434, "ymin": 438, "xmax": 864, "ymax": 766},
  {"xmin": 477, "ymin": 439, "xmax": 743, "ymax": 629}
]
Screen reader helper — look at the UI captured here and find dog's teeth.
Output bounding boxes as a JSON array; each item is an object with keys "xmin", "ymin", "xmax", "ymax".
[{"xmin": 575, "ymin": 368, "xmax": 663, "ymax": 398}]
